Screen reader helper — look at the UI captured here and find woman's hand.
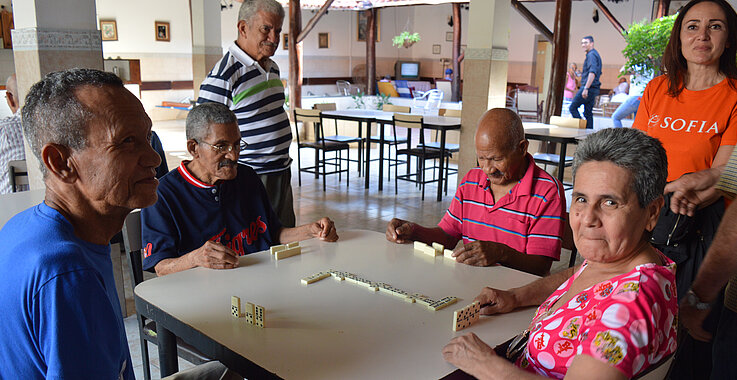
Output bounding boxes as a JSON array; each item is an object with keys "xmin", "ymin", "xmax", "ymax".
[
  {"xmin": 442, "ymin": 333, "xmax": 501, "ymax": 379},
  {"xmin": 474, "ymin": 287, "xmax": 519, "ymax": 315}
]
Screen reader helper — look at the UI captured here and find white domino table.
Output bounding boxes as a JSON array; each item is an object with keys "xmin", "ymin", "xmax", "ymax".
[{"xmin": 134, "ymin": 230, "xmax": 539, "ymax": 379}]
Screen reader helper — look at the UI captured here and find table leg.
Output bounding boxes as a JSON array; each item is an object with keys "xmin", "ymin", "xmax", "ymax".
[
  {"xmin": 157, "ymin": 324, "xmax": 179, "ymax": 377},
  {"xmin": 379, "ymin": 122, "xmax": 385, "ymax": 191},
  {"xmin": 364, "ymin": 121, "xmax": 371, "ymax": 189},
  {"xmin": 436, "ymin": 130, "xmax": 447, "ymax": 202},
  {"xmin": 557, "ymin": 144, "xmax": 567, "ymax": 184}
]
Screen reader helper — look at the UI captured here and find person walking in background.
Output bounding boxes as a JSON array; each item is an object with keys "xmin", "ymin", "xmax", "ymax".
[
  {"xmin": 569, "ymin": 36, "xmax": 602, "ymax": 129},
  {"xmin": 563, "ymin": 63, "xmax": 579, "ymax": 101}
]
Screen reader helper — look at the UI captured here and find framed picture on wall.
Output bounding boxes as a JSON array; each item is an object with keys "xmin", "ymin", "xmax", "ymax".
[
  {"xmin": 357, "ymin": 10, "xmax": 380, "ymax": 42},
  {"xmin": 282, "ymin": 33, "xmax": 288, "ymax": 50},
  {"xmin": 155, "ymin": 21, "xmax": 170, "ymax": 42},
  {"xmin": 432, "ymin": 44, "xmax": 441, "ymax": 54},
  {"xmin": 100, "ymin": 20, "xmax": 118, "ymax": 41},
  {"xmin": 445, "ymin": 31, "xmax": 453, "ymax": 42},
  {"xmin": 318, "ymin": 32, "xmax": 329, "ymax": 49}
]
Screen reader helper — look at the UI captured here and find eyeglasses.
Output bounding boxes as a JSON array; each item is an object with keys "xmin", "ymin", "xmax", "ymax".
[{"xmin": 198, "ymin": 139, "xmax": 248, "ymax": 154}]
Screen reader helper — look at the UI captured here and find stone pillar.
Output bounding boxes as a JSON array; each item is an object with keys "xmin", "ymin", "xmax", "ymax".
[
  {"xmin": 12, "ymin": 0, "xmax": 103, "ymax": 190},
  {"xmin": 457, "ymin": 0, "xmax": 511, "ymax": 181},
  {"xmin": 191, "ymin": 0, "xmax": 222, "ymax": 100}
]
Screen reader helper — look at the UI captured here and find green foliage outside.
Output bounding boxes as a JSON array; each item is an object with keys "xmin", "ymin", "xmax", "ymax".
[
  {"xmin": 392, "ymin": 31, "xmax": 421, "ymax": 48},
  {"xmin": 621, "ymin": 15, "xmax": 676, "ymax": 83}
]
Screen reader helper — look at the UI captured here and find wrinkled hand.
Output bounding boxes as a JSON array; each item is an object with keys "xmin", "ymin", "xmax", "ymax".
[
  {"xmin": 442, "ymin": 333, "xmax": 499, "ymax": 378},
  {"xmin": 386, "ymin": 218, "xmax": 414, "ymax": 244},
  {"xmin": 453, "ymin": 241, "xmax": 506, "ymax": 266},
  {"xmin": 309, "ymin": 217, "xmax": 339, "ymax": 241},
  {"xmin": 188, "ymin": 240, "xmax": 239, "ymax": 270},
  {"xmin": 665, "ymin": 170, "xmax": 720, "ymax": 216},
  {"xmin": 679, "ymin": 299, "xmax": 713, "ymax": 342},
  {"xmin": 474, "ymin": 287, "xmax": 519, "ymax": 315}
]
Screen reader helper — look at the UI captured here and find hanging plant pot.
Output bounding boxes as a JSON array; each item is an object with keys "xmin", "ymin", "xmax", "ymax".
[{"xmin": 392, "ymin": 31, "xmax": 420, "ymax": 49}]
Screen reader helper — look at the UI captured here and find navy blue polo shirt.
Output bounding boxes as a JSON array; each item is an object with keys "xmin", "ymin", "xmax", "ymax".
[
  {"xmin": 581, "ymin": 48, "xmax": 602, "ymax": 90},
  {"xmin": 141, "ymin": 161, "xmax": 282, "ymax": 272}
]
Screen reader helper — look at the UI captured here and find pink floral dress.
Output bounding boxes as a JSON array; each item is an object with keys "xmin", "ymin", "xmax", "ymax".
[{"xmin": 515, "ymin": 253, "xmax": 678, "ymax": 378}]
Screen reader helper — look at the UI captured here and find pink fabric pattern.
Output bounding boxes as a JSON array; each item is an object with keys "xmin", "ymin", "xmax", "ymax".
[{"xmin": 515, "ymin": 252, "xmax": 678, "ymax": 378}]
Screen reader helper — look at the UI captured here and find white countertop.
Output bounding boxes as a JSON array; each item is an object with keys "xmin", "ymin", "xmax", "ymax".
[{"xmin": 135, "ymin": 230, "xmax": 539, "ymax": 379}]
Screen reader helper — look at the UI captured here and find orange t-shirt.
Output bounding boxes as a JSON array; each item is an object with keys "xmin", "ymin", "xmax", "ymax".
[{"xmin": 633, "ymin": 75, "xmax": 737, "ymax": 181}]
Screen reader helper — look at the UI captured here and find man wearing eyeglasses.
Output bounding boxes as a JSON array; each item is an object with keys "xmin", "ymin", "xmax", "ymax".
[{"xmin": 141, "ymin": 103, "xmax": 338, "ymax": 276}]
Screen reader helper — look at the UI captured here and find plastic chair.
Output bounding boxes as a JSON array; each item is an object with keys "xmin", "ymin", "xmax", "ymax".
[
  {"xmin": 411, "ymin": 89, "xmax": 443, "ymax": 114},
  {"xmin": 293, "ymin": 108, "xmax": 350, "ymax": 191},
  {"xmin": 336, "ymin": 80, "xmax": 352, "ymax": 96},
  {"xmin": 121, "ymin": 210, "xmax": 209, "ymax": 380}
]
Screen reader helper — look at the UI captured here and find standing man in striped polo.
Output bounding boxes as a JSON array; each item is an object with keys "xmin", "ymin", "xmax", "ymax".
[
  {"xmin": 386, "ymin": 109, "xmax": 566, "ymax": 276},
  {"xmin": 198, "ymin": 0, "xmax": 295, "ymax": 227}
]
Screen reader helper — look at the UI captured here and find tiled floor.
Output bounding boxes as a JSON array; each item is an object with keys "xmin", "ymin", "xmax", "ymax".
[{"xmin": 124, "ymin": 118, "xmax": 577, "ymax": 378}]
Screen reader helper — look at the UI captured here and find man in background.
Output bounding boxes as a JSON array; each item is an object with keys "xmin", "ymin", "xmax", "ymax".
[
  {"xmin": 569, "ymin": 36, "xmax": 602, "ymax": 129},
  {"xmin": 0, "ymin": 74, "xmax": 25, "ymax": 194}
]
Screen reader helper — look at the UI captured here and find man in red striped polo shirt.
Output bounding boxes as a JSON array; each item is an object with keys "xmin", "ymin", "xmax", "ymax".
[{"xmin": 386, "ymin": 108, "xmax": 566, "ymax": 276}]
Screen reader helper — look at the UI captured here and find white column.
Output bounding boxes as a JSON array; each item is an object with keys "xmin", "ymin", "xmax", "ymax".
[{"xmin": 191, "ymin": 0, "xmax": 222, "ymax": 101}]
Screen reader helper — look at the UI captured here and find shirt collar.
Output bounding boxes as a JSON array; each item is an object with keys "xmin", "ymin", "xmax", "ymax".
[
  {"xmin": 229, "ymin": 42, "xmax": 273, "ymax": 73},
  {"xmin": 177, "ymin": 160, "xmax": 214, "ymax": 189}
]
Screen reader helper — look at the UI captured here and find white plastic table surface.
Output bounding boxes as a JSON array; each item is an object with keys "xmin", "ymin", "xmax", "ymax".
[{"xmin": 134, "ymin": 230, "xmax": 539, "ymax": 379}]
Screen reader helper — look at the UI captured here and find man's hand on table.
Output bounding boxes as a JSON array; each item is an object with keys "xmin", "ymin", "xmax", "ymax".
[
  {"xmin": 386, "ymin": 218, "xmax": 414, "ymax": 244},
  {"xmin": 452, "ymin": 241, "xmax": 507, "ymax": 266},
  {"xmin": 475, "ymin": 287, "xmax": 519, "ymax": 315},
  {"xmin": 188, "ymin": 240, "xmax": 239, "ymax": 270},
  {"xmin": 307, "ymin": 217, "xmax": 339, "ymax": 241},
  {"xmin": 442, "ymin": 333, "xmax": 507, "ymax": 379}
]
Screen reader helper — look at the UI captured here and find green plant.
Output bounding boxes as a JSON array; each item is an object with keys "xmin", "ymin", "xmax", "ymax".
[
  {"xmin": 621, "ymin": 15, "xmax": 676, "ymax": 81},
  {"xmin": 351, "ymin": 91, "xmax": 365, "ymax": 109},
  {"xmin": 375, "ymin": 93, "xmax": 392, "ymax": 110},
  {"xmin": 392, "ymin": 31, "xmax": 420, "ymax": 48}
]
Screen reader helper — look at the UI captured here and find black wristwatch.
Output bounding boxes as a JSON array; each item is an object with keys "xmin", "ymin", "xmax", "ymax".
[{"xmin": 684, "ymin": 289, "xmax": 712, "ymax": 311}]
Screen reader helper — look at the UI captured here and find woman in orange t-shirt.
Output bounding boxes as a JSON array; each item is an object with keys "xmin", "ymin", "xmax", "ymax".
[{"xmin": 633, "ymin": 1, "xmax": 737, "ymax": 378}]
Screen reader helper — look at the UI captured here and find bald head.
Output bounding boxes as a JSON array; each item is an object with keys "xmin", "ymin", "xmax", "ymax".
[
  {"xmin": 5, "ymin": 74, "xmax": 18, "ymax": 113},
  {"xmin": 475, "ymin": 108, "xmax": 525, "ymax": 152}
]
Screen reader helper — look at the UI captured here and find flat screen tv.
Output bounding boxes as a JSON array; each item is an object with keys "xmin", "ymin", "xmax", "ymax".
[{"xmin": 395, "ymin": 60, "xmax": 420, "ymax": 80}]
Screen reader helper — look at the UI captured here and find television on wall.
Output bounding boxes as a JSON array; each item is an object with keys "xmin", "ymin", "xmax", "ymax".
[{"xmin": 395, "ymin": 60, "xmax": 421, "ymax": 80}]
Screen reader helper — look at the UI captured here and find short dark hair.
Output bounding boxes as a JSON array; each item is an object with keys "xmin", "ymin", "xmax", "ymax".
[
  {"xmin": 583, "ymin": 36, "xmax": 594, "ymax": 43},
  {"xmin": 661, "ymin": 0, "xmax": 737, "ymax": 97},
  {"xmin": 572, "ymin": 128, "xmax": 668, "ymax": 208},
  {"xmin": 186, "ymin": 102, "xmax": 238, "ymax": 141},
  {"xmin": 21, "ymin": 68, "xmax": 124, "ymax": 176}
]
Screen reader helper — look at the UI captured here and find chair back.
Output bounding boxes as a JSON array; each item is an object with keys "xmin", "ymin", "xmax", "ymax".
[
  {"xmin": 8, "ymin": 160, "xmax": 29, "ymax": 193},
  {"xmin": 516, "ymin": 87, "xmax": 539, "ymax": 113},
  {"xmin": 336, "ymin": 80, "xmax": 351, "ymax": 95},
  {"xmin": 394, "ymin": 80, "xmax": 413, "ymax": 98},
  {"xmin": 439, "ymin": 108, "xmax": 462, "ymax": 118},
  {"xmin": 382, "ymin": 104, "xmax": 410, "ymax": 113},
  {"xmin": 121, "ymin": 209, "xmax": 144, "ymax": 286},
  {"xmin": 550, "ymin": 116, "xmax": 586, "ymax": 129},
  {"xmin": 435, "ymin": 81, "xmax": 452, "ymax": 102},
  {"xmin": 393, "ymin": 113, "xmax": 423, "ymax": 130},
  {"xmin": 313, "ymin": 103, "xmax": 337, "ymax": 111}
]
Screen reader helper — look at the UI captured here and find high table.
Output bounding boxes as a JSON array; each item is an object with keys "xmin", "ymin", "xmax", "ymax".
[
  {"xmin": 135, "ymin": 230, "xmax": 538, "ymax": 379},
  {"xmin": 321, "ymin": 110, "xmax": 461, "ymax": 202},
  {"xmin": 523, "ymin": 126, "xmax": 595, "ymax": 184}
]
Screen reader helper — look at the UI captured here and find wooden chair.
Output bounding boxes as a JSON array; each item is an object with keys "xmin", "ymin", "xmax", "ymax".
[
  {"xmin": 121, "ymin": 210, "xmax": 209, "ymax": 380},
  {"xmin": 313, "ymin": 103, "xmax": 364, "ymax": 176},
  {"xmin": 418, "ymin": 108, "xmax": 461, "ymax": 195},
  {"xmin": 367, "ymin": 105, "xmax": 410, "ymax": 181},
  {"xmin": 8, "ymin": 160, "xmax": 29, "ymax": 193},
  {"xmin": 515, "ymin": 85, "xmax": 542, "ymax": 122},
  {"xmin": 532, "ymin": 116, "xmax": 586, "ymax": 189},
  {"xmin": 393, "ymin": 114, "xmax": 451, "ymax": 201},
  {"xmin": 293, "ymin": 108, "xmax": 350, "ymax": 191}
]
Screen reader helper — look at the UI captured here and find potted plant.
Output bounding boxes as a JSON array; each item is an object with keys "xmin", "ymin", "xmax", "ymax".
[
  {"xmin": 392, "ymin": 31, "xmax": 420, "ymax": 48},
  {"xmin": 621, "ymin": 15, "xmax": 676, "ymax": 81}
]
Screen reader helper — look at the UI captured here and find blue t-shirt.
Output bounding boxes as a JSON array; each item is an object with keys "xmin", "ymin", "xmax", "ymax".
[
  {"xmin": 142, "ymin": 162, "xmax": 282, "ymax": 272},
  {"xmin": 581, "ymin": 48, "xmax": 602, "ymax": 90},
  {"xmin": 0, "ymin": 203, "xmax": 134, "ymax": 380}
]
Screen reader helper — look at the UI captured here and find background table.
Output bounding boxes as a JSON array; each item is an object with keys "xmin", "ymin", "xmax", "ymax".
[
  {"xmin": 523, "ymin": 127, "xmax": 595, "ymax": 184},
  {"xmin": 135, "ymin": 230, "xmax": 538, "ymax": 379},
  {"xmin": 321, "ymin": 110, "xmax": 461, "ymax": 201}
]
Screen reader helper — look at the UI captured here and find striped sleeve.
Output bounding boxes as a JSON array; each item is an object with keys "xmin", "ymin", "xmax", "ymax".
[
  {"xmin": 438, "ymin": 179, "xmax": 468, "ymax": 240},
  {"xmin": 525, "ymin": 179, "xmax": 565, "ymax": 260}
]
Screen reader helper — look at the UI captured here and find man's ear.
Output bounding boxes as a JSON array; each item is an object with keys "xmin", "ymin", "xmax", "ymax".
[
  {"xmin": 237, "ymin": 20, "xmax": 248, "ymax": 39},
  {"xmin": 41, "ymin": 143, "xmax": 77, "ymax": 183},
  {"xmin": 187, "ymin": 139, "xmax": 199, "ymax": 158},
  {"xmin": 519, "ymin": 139, "xmax": 529, "ymax": 155}
]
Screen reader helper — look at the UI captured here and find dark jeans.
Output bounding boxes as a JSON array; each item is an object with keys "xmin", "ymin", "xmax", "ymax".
[
  {"xmin": 258, "ymin": 168, "xmax": 296, "ymax": 228},
  {"xmin": 569, "ymin": 87, "xmax": 599, "ymax": 129}
]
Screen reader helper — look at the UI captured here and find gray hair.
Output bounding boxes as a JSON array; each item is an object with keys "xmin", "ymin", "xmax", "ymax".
[
  {"xmin": 21, "ymin": 68, "xmax": 124, "ymax": 176},
  {"xmin": 238, "ymin": 0, "xmax": 285, "ymax": 23},
  {"xmin": 572, "ymin": 128, "xmax": 667, "ymax": 208},
  {"xmin": 186, "ymin": 102, "xmax": 238, "ymax": 141}
]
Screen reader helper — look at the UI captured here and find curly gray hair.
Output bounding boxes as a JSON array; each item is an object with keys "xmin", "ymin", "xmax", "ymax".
[
  {"xmin": 238, "ymin": 0, "xmax": 285, "ymax": 23},
  {"xmin": 186, "ymin": 102, "xmax": 238, "ymax": 142}
]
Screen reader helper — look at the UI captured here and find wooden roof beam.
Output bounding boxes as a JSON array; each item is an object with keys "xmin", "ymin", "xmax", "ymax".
[
  {"xmin": 592, "ymin": 0, "xmax": 626, "ymax": 38},
  {"xmin": 511, "ymin": 0, "xmax": 553, "ymax": 42},
  {"xmin": 296, "ymin": 0, "xmax": 335, "ymax": 43}
]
